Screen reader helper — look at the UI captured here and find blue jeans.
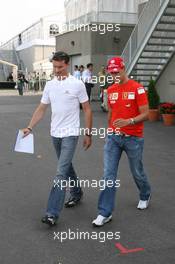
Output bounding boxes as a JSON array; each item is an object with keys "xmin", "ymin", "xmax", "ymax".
[
  {"xmin": 46, "ymin": 136, "xmax": 81, "ymax": 218},
  {"xmin": 98, "ymin": 134, "xmax": 151, "ymax": 217}
]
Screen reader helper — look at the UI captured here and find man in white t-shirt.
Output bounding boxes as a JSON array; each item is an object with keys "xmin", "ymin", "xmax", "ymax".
[{"xmin": 22, "ymin": 51, "xmax": 92, "ymax": 226}]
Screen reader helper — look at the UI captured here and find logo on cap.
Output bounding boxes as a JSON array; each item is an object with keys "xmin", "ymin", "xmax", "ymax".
[{"xmin": 107, "ymin": 57, "xmax": 125, "ymax": 73}]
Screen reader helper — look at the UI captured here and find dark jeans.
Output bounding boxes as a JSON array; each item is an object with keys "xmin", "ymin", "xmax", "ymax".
[
  {"xmin": 85, "ymin": 83, "xmax": 94, "ymax": 101},
  {"xmin": 98, "ymin": 134, "xmax": 151, "ymax": 217}
]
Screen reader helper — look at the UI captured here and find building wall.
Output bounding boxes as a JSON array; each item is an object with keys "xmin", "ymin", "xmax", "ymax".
[
  {"xmin": 65, "ymin": 0, "xmax": 96, "ymax": 22},
  {"xmin": 156, "ymin": 54, "xmax": 175, "ymax": 102},
  {"xmin": 34, "ymin": 46, "xmax": 55, "ymax": 62},
  {"xmin": 0, "ymin": 49, "xmax": 17, "ymax": 65},
  {"xmin": 69, "ymin": 54, "xmax": 91, "ymax": 71},
  {"xmin": 56, "ymin": 29, "xmax": 92, "ymax": 72},
  {"xmin": 98, "ymin": 0, "xmax": 138, "ymax": 13},
  {"xmin": 56, "ymin": 25, "xmax": 134, "ymax": 74},
  {"xmin": 92, "ymin": 25, "xmax": 134, "ymax": 73},
  {"xmin": 56, "ymin": 29, "xmax": 92, "ymax": 56},
  {"xmin": 91, "ymin": 25, "xmax": 134, "ymax": 56},
  {"xmin": 18, "ymin": 46, "xmax": 35, "ymax": 72},
  {"xmin": 18, "ymin": 46, "xmax": 55, "ymax": 72},
  {"xmin": 64, "ymin": 0, "xmax": 148, "ymax": 24}
]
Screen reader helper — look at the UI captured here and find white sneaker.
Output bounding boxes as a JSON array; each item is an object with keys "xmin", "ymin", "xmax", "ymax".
[
  {"xmin": 92, "ymin": 214, "xmax": 112, "ymax": 227},
  {"xmin": 137, "ymin": 196, "xmax": 151, "ymax": 210}
]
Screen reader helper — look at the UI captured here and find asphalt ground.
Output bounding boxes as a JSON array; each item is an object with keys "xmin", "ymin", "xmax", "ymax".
[{"xmin": 0, "ymin": 95, "xmax": 175, "ymax": 264}]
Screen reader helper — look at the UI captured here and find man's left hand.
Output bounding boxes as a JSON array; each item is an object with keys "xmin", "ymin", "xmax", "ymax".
[
  {"xmin": 113, "ymin": 118, "xmax": 130, "ymax": 128},
  {"xmin": 83, "ymin": 136, "xmax": 92, "ymax": 150}
]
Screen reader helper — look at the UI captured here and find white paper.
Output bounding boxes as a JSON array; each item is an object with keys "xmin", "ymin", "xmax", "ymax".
[{"xmin": 14, "ymin": 130, "xmax": 34, "ymax": 154}]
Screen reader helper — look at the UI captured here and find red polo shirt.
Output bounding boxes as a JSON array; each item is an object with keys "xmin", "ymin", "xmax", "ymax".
[{"xmin": 107, "ymin": 79, "xmax": 148, "ymax": 137}]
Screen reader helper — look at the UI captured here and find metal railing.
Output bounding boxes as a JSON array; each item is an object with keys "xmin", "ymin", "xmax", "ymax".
[
  {"xmin": 12, "ymin": 44, "xmax": 26, "ymax": 72},
  {"xmin": 121, "ymin": 0, "xmax": 170, "ymax": 74},
  {"xmin": 12, "ymin": 44, "xmax": 20, "ymax": 66}
]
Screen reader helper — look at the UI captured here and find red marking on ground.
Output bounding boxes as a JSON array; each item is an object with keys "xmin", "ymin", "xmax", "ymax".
[{"xmin": 115, "ymin": 243, "xmax": 144, "ymax": 255}]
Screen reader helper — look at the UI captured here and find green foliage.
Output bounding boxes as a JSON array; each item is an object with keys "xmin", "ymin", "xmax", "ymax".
[{"xmin": 147, "ymin": 78, "xmax": 160, "ymax": 109}]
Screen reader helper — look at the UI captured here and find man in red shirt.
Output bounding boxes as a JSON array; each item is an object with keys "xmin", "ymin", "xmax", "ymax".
[{"xmin": 93, "ymin": 57, "xmax": 151, "ymax": 227}]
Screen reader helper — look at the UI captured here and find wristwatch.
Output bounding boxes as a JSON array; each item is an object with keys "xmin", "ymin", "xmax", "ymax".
[
  {"xmin": 85, "ymin": 133, "xmax": 92, "ymax": 137},
  {"xmin": 27, "ymin": 127, "xmax": 33, "ymax": 132},
  {"xmin": 130, "ymin": 118, "xmax": 135, "ymax": 125}
]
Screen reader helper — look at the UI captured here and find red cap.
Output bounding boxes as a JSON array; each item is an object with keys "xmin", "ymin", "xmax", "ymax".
[{"xmin": 107, "ymin": 57, "xmax": 125, "ymax": 73}]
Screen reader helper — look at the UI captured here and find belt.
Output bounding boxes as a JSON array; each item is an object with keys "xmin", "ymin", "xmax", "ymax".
[{"xmin": 113, "ymin": 132, "xmax": 131, "ymax": 137}]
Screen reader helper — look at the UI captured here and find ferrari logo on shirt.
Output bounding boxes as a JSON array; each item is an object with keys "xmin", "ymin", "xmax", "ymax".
[
  {"xmin": 122, "ymin": 92, "xmax": 135, "ymax": 100},
  {"xmin": 122, "ymin": 92, "xmax": 128, "ymax": 100}
]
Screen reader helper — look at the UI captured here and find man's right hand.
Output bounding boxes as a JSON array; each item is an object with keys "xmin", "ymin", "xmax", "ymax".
[
  {"xmin": 20, "ymin": 103, "xmax": 48, "ymax": 138},
  {"xmin": 21, "ymin": 128, "xmax": 32, "ymax": 138}
]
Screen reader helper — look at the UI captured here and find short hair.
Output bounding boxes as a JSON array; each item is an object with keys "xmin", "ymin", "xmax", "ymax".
[
  {"xmin": 52, "ymin": 51, "xmax": 70, "ymax": 64},
  {"xmin": 87, "ymin": 63, "xmax": 93, "ymax": 68},
  {"xmin": 74, "ymin": 65, "xmax": 78, "ymax": 69}
]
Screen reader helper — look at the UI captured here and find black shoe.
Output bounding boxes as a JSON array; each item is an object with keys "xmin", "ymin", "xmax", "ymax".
[
  {"xmin": 41, "ymin": 215, "xmax": 57, "ymax": 226},
  {"xmin": 65, "ymin": 190, "xmax": 83, "ymax": 208}
]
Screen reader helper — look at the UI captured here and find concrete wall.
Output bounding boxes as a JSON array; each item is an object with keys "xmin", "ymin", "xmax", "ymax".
[
  {"xmin": 56, "ymin": 29, "xmax": 92, "ymax": 56},
  {"xmin": 56, "ymin": 29, "xmax": 92, "ymax": 72},
  {"xmin": 156, "ymin": 54, "xmax": 175, "ymax": 102},
  {"xmin": 56, "ymin": 24, "xmax": 134, "ymax": 74},
  {"xmin": 91, "ymin": 25, "xmax": 134, "ymax": 72}
]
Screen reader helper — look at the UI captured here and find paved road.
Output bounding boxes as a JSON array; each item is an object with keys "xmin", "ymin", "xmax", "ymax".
[
  {"xmin": 0, "ymin": 95, "xmax": 175, "ymax": 264},
  {"xmin": 0, "ymin": 89, "xmax": 42, "ymax": 96}
]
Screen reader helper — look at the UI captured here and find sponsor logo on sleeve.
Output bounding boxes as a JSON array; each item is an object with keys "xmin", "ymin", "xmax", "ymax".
[{"xmin": 137, "ymin": 87, "xmax": 145, "ymax": 94}]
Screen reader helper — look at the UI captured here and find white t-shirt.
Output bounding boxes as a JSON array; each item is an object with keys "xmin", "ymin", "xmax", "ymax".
[
  {"xmin": 82, "ymin": 69, "xmax": 93, "ymax": 83},
  {"xmin": 73, "ymin": 70, "xmax": 81, "ymax": 79},
  {"xmin": 41, "ymin": 75, "xmax": 88, "ymax": 138}
]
